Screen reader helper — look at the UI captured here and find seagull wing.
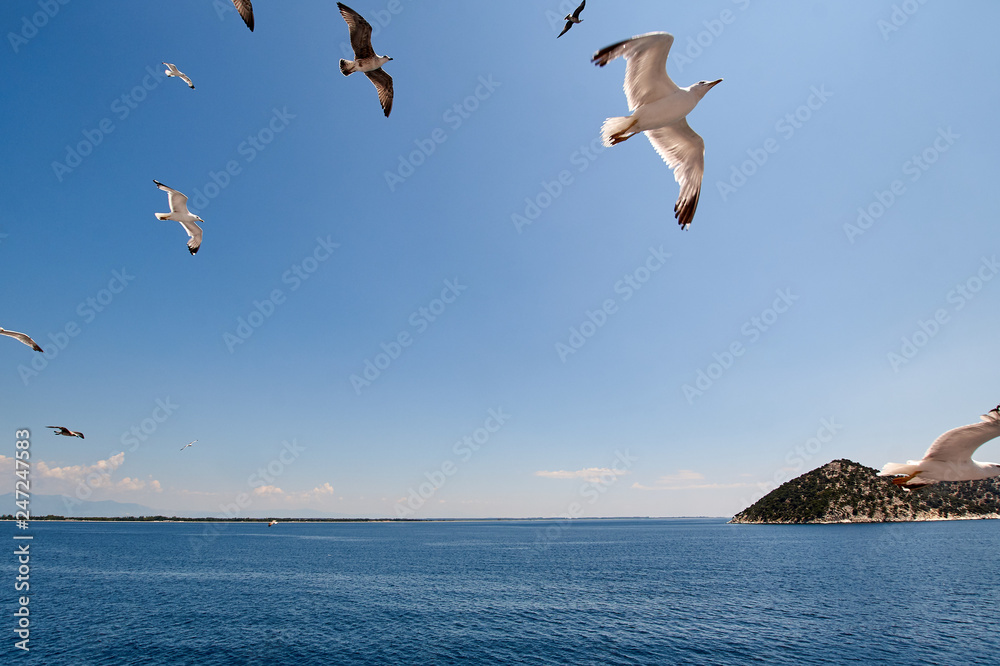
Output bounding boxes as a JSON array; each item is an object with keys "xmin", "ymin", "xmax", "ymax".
[
  {"xmin": 47, "ymin": 426, "xmax": 70, "ymax": 435},
  {"xmin": 1, "ymin": 328, "xmax": 43, "ymax": 352},
  {"xmin": 179, "ymin": 72, "xmax": 195, "ymax": 89},
  {"xmin": 646, "ymin": 120, "xmax": 705, "ymax": 229},
  {"xmin": 154, "ymin": 180, "xmax": 192, "ymax": 216},
  {"xmin": 572, "ymin": 0, "xmax": 586, "ymax": 19},
  {"xmin": 338, "ymin": 3, "xmax": 375, "ymax": 59},
  {"xmin": 163, "ymin": 62, "xmax": 179, "ymax": 74},
  {"xmin": 592, "ymin": 32, "xmax": 679, "ymax": 111},
  {"xmin": 231, "ymin": 0, "xmax": 254, "ymax": 31},
  {"xmin": 921, "ymin": 417, "xmax": 1000, "ymax": 463},
  {"xmin": 557, "ymin": 22, "xmax": 573, "ymax": 38},
  {"xmin": 178, "ymin": 219, "xmax": 203, "ymax": 255},
  {"xmin": 364, "ymin": 68, "xmax": 394, "ymax": 117}
]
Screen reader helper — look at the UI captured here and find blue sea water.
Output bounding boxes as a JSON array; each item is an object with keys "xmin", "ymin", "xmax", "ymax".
[{"xmin": 4, "ymin": 518, "xmax": 1000, "ymax": 665}]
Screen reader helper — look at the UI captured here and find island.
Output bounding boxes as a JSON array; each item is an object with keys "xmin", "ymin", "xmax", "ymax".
[{"xmin": 731, "ymin": 459, "xmax": 1000, "ymax": 524}]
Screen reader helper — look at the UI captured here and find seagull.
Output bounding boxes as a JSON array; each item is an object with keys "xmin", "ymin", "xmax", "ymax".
[
  {"xmin": 232, "ymin": 0, "xmax": 254, "ymax": 31},
  {"xmin": 47, "ymin": 426, "xmax": 84, "ymax": 439},
  {"xmin": 879, "ymin": 405, "xmax": 1000, "ymax": 490},
  {"xmin": 180, "ymin": 440, "xmax": 198, "ymax": 451},
  {"xmin": 153, "ymin": 180, "xmax": 203, "ymax": 255},
  {"xmin": 1, "ymin": 327, "xmax": 43, "ymax": 352},
  {"xmin": 557, "ymin": 1, "xmax": 586, "ymax": 38},
  {"xmin": 268, "ymin": 520, "xmax": 278, "ymax": 527},
  {"xmin": 163, "ymin": 63, "xmax": 195, "ymax": 89},
  {"xmin": 337, "ymin": 2, "xmax": 394, "ymax": 117},
  {"xmin": 592, "ymin": 32, "xmax": 722, "ymax": 229}
]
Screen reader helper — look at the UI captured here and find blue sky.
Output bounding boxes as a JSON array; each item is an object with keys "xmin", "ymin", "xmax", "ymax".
[{"xmin": 2, "ymin": 0, "xmax": 998, "ymax": 518}]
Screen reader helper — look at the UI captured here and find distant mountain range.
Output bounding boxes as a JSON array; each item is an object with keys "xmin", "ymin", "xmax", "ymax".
[
  {"xmin": 731, "ymin": 459, "xmax": 1000, "ymax": 524},
  {"xmin": 0, "ymin": 493, "xmax": 363, "ymax": 520}
]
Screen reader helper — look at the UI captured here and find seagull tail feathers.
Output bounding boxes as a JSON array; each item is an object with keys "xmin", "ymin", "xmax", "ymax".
[
  {"xmin": 600, "ymin": 116, "xmax": 637, "ymax": 147},
  {"xmin": 339, "ymin": 59, "xmax": 355, "ymax": 76},
  {"xmin": 155, "ymin": 213, "xmax": 170, "ymax": 220}
]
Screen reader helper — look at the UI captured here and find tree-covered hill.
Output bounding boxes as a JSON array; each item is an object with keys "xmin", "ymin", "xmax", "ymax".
[{"xmin": 731, "ymin": 459, "xmax": 1000, "ymax": 524}]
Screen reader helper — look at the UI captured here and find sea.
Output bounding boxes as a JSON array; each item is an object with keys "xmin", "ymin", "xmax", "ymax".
[{"xmin": 4, "ymin": 518, "xmax": 999, "ymax": 665}]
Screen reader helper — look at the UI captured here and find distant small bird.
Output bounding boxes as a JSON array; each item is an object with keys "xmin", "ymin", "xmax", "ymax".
[
  {"xmin": 337, "ymin": 2, "xmax": 394, "ymax": 117},
  {"xmin": 48, "ymin": 426, "xmax": 84, "ymax": 439},
  {"xmin": 163, "ymin": 63, "xmax": 195, "ymax": 89},
  {"xmin": 592, "ymin": 32, "xmax": 722, "ymax": 229},
  {"xmin": 180, "ymin": 439, "xmax": 198, "ymax": 451},
  {"xmin": 880, "ymin": 405, "xmax": 1000, "ymax": 489},
  {"xmin": 557, "ymin": 0, "xmax": 586, "ymax": 38},
  {"xmin": 153, "ymin": 180, "xmax": 203, "ymax": 255},
  {"xmin": 268, "ymin": 520, "xmax": 278, "ymax": 527},
  {"xmin": 1, "ymin": 327, "xmax": 43, "ymax": 352},
  {"xmin": 232, "ymin": 0, "xmax": 254, "ymax": 31}
]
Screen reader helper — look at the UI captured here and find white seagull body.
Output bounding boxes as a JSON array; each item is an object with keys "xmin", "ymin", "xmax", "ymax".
[
  {"xmin": 592, "ymin": 32, "xmax": 722, "ymax": 229},
  {"xmin": 48, "ymin": 426, "xmax": 84, "ymax": 439},
  {"xmin": 153, "ymin": 180, "xmax": 203, "ymax": 255},
  {"xmin": 1, "ymin": 327, "xmax": 43, "ymax": 352},
  {"xmin": 232, "ymin": 0, "xmax": 254, "ymax": 31},
  {"xmin": 268, "ymin": 520, "xmax": 278, "ymax": 527},
  {"xmin": 337, "ymin": 2, "xmax": 394, "ymax": 117},
  {"xmin": 558, "ymin": 0, "xmax": 585, "ymax": 38},
  {"xmin": 163, "ymin": 62, "xmax": 195, "ymax": 89},
  {"xmin": 180, "ymin": 440, "xmax": 198, "ymax": 451},
  {"xmin": 879, "ymin": 406, "xmax": 1000, "ymax": 489}
]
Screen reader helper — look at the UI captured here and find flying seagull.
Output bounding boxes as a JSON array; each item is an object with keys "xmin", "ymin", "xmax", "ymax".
[
  {"xmin": 163, "ymin": 63, "xmax": 195, "ymax": 89},
  {"xmin": 48, "ymin": 426, "xmax": 84, "ymax": 439},
  {"xmin": 1, "ymin": 327, "xmax": 43, "ymax": 352},
  {"xmin": 268, "ymin": 520, "xmax": 278, "ymax": 527},
  {"xmin": 592, "ymin": 32, "xmax": 722, "ymax": 229},
  {"xmin": 557, "ymin": 1, "xmax": 586, "ymax": 38},
  {"xmin": 232, "ymin": 0, "xmax": 254, "ymax": 31},
  {"xmin": 180, "ymin": 440, "xmax": 198, "ymax": 451},
  {"xmin": 337, "ymin": 2, "xmax": 394, "ymax": 117},
  {"xmin": 153, "ymin": 180, "xmax": 203, "ymax": 255},
  {"xmin": 879, "ymin": 405, "xmax": 1000, "ymax": 489}
]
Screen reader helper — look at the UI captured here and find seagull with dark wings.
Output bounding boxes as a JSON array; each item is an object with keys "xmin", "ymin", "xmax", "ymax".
[
  {"xmin": 558, "ymin": 1, "xmax": 586, "ymax": 38},
  {"xmin": 48, "ymin": 426, "xmax": 85, "ymax": 439},
  {"xmin": 337, "ymin": 2, "xmax": 394, "ymax": 117},
  {"xmin": 231, "ymin": 0, "xmax": 254, "ymax": 31}
]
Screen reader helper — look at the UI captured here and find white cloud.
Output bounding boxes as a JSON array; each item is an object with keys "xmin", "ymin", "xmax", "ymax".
[{"xmin": 535, "ymin": 467, "xmax": 630, "ymax": 483}]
